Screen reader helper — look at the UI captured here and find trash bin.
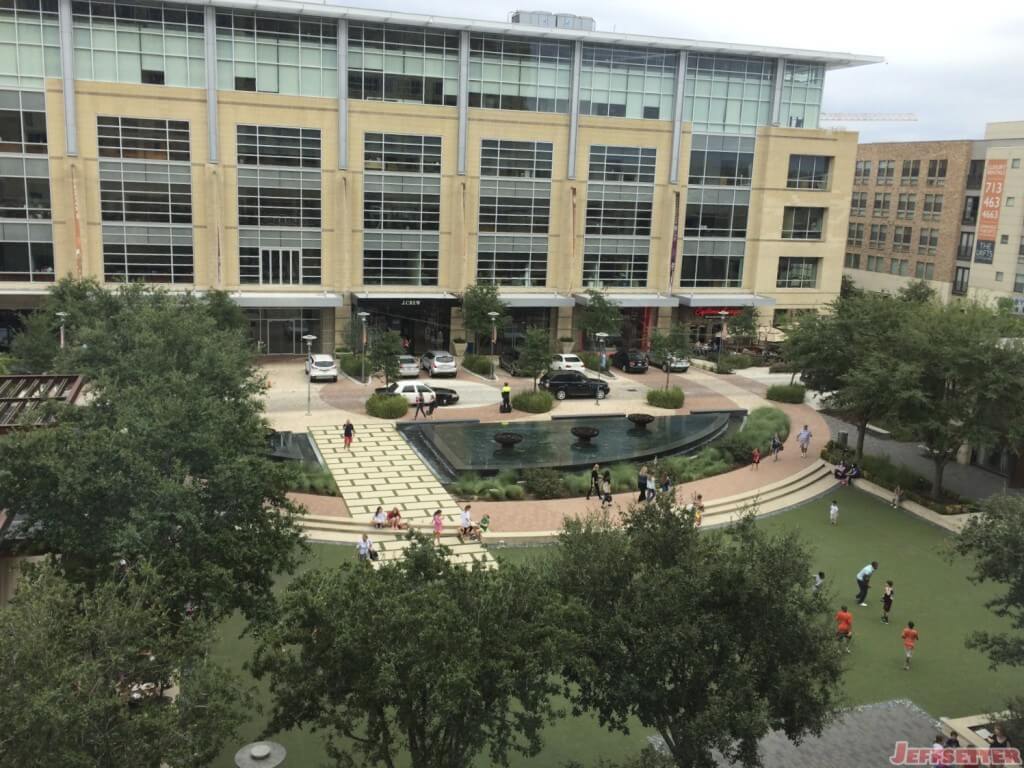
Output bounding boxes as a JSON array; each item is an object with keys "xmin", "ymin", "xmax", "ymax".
[{"xmin": 837, "ymin": 430, "xmax": 849, "ymax": 448}]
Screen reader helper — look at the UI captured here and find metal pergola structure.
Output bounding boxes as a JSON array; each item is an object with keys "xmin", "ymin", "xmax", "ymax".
[{"xmin": 0, "ymin": 375, "xmax": 85, "ymax": 435}]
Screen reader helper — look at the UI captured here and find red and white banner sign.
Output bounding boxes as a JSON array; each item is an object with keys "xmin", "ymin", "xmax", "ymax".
[{"xmin": 978, "ymin": 159, "xmax": 1008, "ymax": 242}]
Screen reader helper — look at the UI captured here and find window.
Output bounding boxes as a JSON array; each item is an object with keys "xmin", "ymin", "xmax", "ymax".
[
  {"xmin": 917, "ymin": 227, "xmax": 939, "ymax": 255},
  {"xmin": 889, "ymin": 258, "xmax": 908, "ymax": 276},
  {"xmin": 854, "ymin": 160, "xmax": 871, "ymax": 184},
  {"xmin": 1019, "ymin": 235, "xmax": 1024, "ymax": 257},
  {"xmin": 1015, "ymin": 273, "xmax": 1024, "ymax": 293},
  {"xmin": 1013, "ymin": 158, "xmax": 1021, "ymax": 170},
  {"xmin": 893, "ymin": 226, "xmax": 912, "ymax": 252},
  {"xmin": 1001, "ymin": 234, "xmax": 1010, "ymax": 245},
  {"xmin": 97, "ymin": 116, "xmax": 190, "ymax": 161},
  {"xmin": 72, "ymin": 1, "xmax": 205, "ymax": 88},
  {"xmin": 914, "ymin": 261, "xmax": 935, "ymax": 280},
  {"xmin": 680, "ymin": 238, "xmax": 744, "ymax": 288},
  {"xmin": 469, "ymin": 34, "xmax": 573, "ymax": 113},
  {"xmin": 685, "ymin": 187, "xmax": 748, "ymax": 238},
  {"xmin": 851, "ymin": 191, "xmax": 867, "ymax": 216},
  {"xmin": 216, "ymin": 9, "xmax": 338, "ymax": 98},
  {"xmin": 901, "ymin": 159, "xmax": 920, "ymax": 185},
  {"xmin": 579, "ymin": 45, "xmax": 677, "ymax": 120},
  {"xmin": 876, "ymin": 159, "xmax": 895, "ymax": 185},
  {"xmin": 996, "ymin": 271, "xmax": 1004, "ymax": 282},
  {"xmin": 363, "ymin": 133, "xmax": 440, "ymax": 285},
  {"xmin": 847, "ymin": 222, "xmax": 864, "ymax": 246},
  {"xmin": 688, "ymin": 135, "xmax": 754, "ymax": 187},
  {"xmin": 682, "ymin": 54, "xmax": 774, "ymax": 136},
  {"xmin": 873, "ymin": 192, "xmax": 891, "ymax": 217},
  {"xmin": 1008, "ymin": 197, "xmax": 1017, "ymax": 207},
  {"xmin": 0, "ymin": 159, "xmax": 50, "ymax": 219},
  {"xmin": 958, "ymin": 232, "xmax": 975, "ymax": 261},
  {"xmin": 844, "ymin": 251, "xmax": 860, "ymax": 269},
  {"xmin": 866, "ymin": 254, "xmax": 885, "ymax": 272},
  {"xmin": 922, "ymin": 194, "xmax": 943, "ymax": 220},
  {"xmin": 962, "ymin": 196, "xmax": 979, "ymax": 225},
  {"xmin": 589, "ymin": 146, "xmax": 656, "ymax": 183},
  {"xmin": 953, "ymin": 266, "xmax": 970, "ymax": 295},
  {"xmin": 787, "ymin": 155, "xmax": 831, "ymax": 190},
  {"xmin": 348, "ymin": 23, "xmax": 460, "ymax": 106},
  {"xmin": 781, "ymin": 207, "xmax": 824, "ymax": 240},
  {"xmin": 776, "ymin": 257, "xmax": 819, "ymax": 288},
  {"xmin": 896, "ymin": 193, "xmax": 916, "ymax": 218},
  {"xmin": 0, "ymin": 0, "xmax": 61, "ymax": 90},
  {"xmin": 869, "ymin": 223, "xmax": 887, "ymax": 249},
  {"xmin": 926, "ymin": 158, "xmax": 947, "ymax": 185},
  {"xmin": 477, "ymin": 140, "xmax": 553, "ymax": 287},
  {"xmin": 0, "ymin": 224, "xmax": 54, "ymax": 282},
  {"xmin": 967, "ymin": 160, "xmax": 985, "ymax": 189},
  {"xmin": 103, "ymin": 226, "xmax": 194, "ymax": 284},
  {"xmin": 779, "ymin": 62, "xmax": 824, "ymax": 129}
]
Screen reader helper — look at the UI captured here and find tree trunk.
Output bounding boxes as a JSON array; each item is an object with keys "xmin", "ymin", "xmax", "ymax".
[
  {"xmin": 665, "ymin": 366, "xmax": 670, "ymax": 391},
  {"xmin": 931, "ymin": 456, "xmax": 947, "ymax": 499},
  {"xmin": 855, "ymin": 418, "xmax": 868, "ymax": 461},
  {"xmin": 790, "ymin": 371, "xmax": 797, "ymax": 385}
]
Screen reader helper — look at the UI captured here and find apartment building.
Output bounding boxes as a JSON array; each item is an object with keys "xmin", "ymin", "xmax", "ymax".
[
  {"xmin": 845, "ymin": 122, "xmax": 1024, "ymax": 306},
  {"xmin": 0, "ymin": 0, "xmax": 879, "ymax": 354}
]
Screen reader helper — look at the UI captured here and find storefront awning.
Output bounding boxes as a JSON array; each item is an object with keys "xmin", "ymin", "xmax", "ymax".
[
  {"xmin": 354, "ymin": 291, "xmax": 457, "ymax": 301},
  {"xmin": 573, "ymin": 292, "xmax": 678, "ymax": 308},
  {"xmin": 230, "ymin": 292, "xmax": 344, "ymax": 309},
  {"xmin": 500, "ymin": 292, "xmax": 576, "ymax": 308},
  {"xmin": 675, "ymin": 293, "xmax": 776, "ymax": 308}
]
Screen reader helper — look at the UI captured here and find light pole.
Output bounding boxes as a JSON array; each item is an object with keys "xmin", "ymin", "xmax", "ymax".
[
  {"xmin": 302, "ymin": 334, "xmax": 317, "ymax": 415},
  {"xmin": 595, "ymin": 331, "xmax": 608, "ymax": 406},
  {"xmin": 357, "ymin": 311, "xmax": 370, "ymax": 384},
  {"xmin": 55, "ymin": 311, "xmax": 68, "ymax": 349},
  {"xmin": 234, "ymin": 741, "xmax": 286, "ymax": 768},
  {"xmin": 487, "ymin": 310, "xmax": 499, "ymax": 380},
  {"xmin": 716, "ymin": 310, "xmax": 729, "ymax": 369}
]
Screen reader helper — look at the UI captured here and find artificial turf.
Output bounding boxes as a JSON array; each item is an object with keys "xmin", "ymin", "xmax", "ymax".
[{"xmin": 210, "ymin": 486, "xmax": 1024, "ymax": 766}]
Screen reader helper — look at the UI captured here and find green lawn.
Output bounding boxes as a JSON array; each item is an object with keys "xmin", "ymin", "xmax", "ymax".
[{"xmin": 210, "ymin": 487, "xmax": 1024, "ymax": 766}]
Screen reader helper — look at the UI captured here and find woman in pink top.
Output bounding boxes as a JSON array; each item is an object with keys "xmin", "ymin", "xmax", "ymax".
[{"xmin": 432, "ymin": 509, "xmax": 443, "ymax": 545}]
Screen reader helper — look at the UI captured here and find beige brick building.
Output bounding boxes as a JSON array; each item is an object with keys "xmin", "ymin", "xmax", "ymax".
[{"xmin": 0, "ymin": 0, "xmax": 879, "ymax": 354}]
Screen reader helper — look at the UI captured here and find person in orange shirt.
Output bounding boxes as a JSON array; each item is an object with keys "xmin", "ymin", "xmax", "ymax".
[
  {"xmin": 901, "ymin": 621, "xmax": 919, "ymax": 671},
  {"xmin": 835, "ymin": 605, "xmax": 853, "ymax": 653}
]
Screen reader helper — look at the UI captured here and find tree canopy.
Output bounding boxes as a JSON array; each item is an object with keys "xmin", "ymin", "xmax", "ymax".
[
  {"xmin": 518, "ymin": 326, "xmax": 554, "ymax": 390},
  {"xmin": 578, "ymin": 289, "xmax": 622, "ymax": 340},
  {"xmin": 552, "ymin": 498, "xmax": 843, "ymax": 768},
  {"xmin": 368, "ymin": 329, "xmax": 403, "ymax": 385},
  {"xmin": 649, "ymin": 324, "xmax": 691, "ymax": 389},
  {"xmin": 726, "ymin": 306, "xmax": 757, "ymax": 348},
  {"xmin": 461, "ymin": 284, "xmax": 508, "ymax": 348}
]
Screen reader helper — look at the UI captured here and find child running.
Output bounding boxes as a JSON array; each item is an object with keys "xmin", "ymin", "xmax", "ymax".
[
  {"xmin": 432, "ymin": 509, "xmax": 443, "ymax": 545},
  {"xmin": 901, "ymin": 621, "xmax": 919, "ymax": 670},
  {"xmin": 751, "ymin": 447, "xmax": 761, "ymax": 471},
  {"xmin": 343, "ymin": 419, "xmax": 355, "ymax": 450},
  {"xmin": 835, "ymin": 605, "xmax": 853, "ymax": 653},
  {"xmin": 881, "ymin": 580, "xmax": 895, "ymax": 624},
  {"xmin": 829, "ymin": 499, "xmax": 839, "ymax": 526}
]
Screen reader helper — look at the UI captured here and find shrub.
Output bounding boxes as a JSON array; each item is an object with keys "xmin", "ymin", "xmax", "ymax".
[
  {"xmin": 719, "ymin": 407, "xmax": 790, "ymax": 463},
  {"xmin": 462, "ymin": 353, "xmax": 494, "ymax": 376},
  {"xmin": 715, "ymin": 361, "xmax": 734, "ymax": 374},
  {"xmin": 290, "ymin": 464, "xmax": 340, "ymax": 496},
  {"xmin": 337, "ymin": 353, "xmax": 365, "ymax": 379},
  {"xmin": 450, "ymin": 472, "xmax": 486, "ymax": 498},
  {"xmin": 766, "ymin": 384, "xmax": 807, "ymax": 404},
  {"xmin": 578, "ymin": 351, "xmax": 601, "ymax": 372},
  {"xmin": 512, "ymin": 390, "xmax": 554, "ymax": 413},
  {"xmin": 562, "ymin": 472, "xmax": 592, "ymax": 497},
  {"xmin": 768, "ymin": 362, "xmax": 797, "ymax": 374},
  {"xmin": 609, "ymin": 462, "xmax": 637, "ymax": 493},
  {"xmin": 646, "ymin": 387, "xmax": 685, "ymax": 409},
  {"xmin": 484, "ymin": 487, "xmax": 506, "ymax": 501},
  {"xmin": 720, "ymin": 352, "xmax": 756, "ymax": 369},
  {"xmin": 522, "ymin": 468, "xmax": 565, "ymax": 499},
  {"xmin": 504, "ymin": 484, "xmax": 525, "ymax": 501},
  {"xmin": 365, "ymin": 393, "xmax": 408, "ymax": 419}
]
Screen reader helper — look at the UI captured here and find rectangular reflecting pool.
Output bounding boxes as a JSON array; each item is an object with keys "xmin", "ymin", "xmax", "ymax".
[{"xmin": 400, "ymin": 412, "xmax": 742, "ymax": 479}]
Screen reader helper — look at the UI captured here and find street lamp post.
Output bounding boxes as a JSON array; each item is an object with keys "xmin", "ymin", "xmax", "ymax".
[
  {"xmin": 302, "ymin": 334, "xmax": 317, "ymax": 416},
  {"xmin": 357, "ymin": 311, "xmax": 370, "ymax": 384},
  {"xmin": 487, "ymin": 310, "xmax": 499, "ymax": 380},
  {"xmin": 595, "ymin": 331, "xmax": 608, "ymax": 406},
  {"xmin": 716, "ymin": 310, "xmax": 729, "ymax": 369},
  {"xmin": 55, "ymin": 311, "xmax": 68, "ymax": 349}
]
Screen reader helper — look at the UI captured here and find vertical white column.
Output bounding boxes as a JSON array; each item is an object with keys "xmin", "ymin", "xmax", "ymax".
[
  {"xmin": 566, "ymin": 40, "xmax": 582, "ymax": 180},
  {"xmin": 457, "ymin": 30, "xmax": 469, "ymax": 176},
  {"xmin": 337, "ymin": 18, "xmax": 348, "ymax": 170},
  {"xmin": 204, "ymin": 6, "xmax": 218, "ymax": 163},
  {"xmin": 57, "ymin": 0, "xmax": 77, "ymax": 156},
  {"xmin": 771, "ymin": 57, "xmax": 786, "ymax": 126},
  {"xmin": 669, "ymin": 51, "xmax": 687, "ymax": 185}
]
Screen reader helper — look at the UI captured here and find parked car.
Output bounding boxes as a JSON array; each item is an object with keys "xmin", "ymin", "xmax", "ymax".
[
  {"xmin": 539, "ymin": 370, "xmax": 609, "ymax": 400},
  {"xmin": 549, "ymin": 353, "xmax": 586, "ymax": 372},
  {"xmin": 397, "ymin": 355, "xmax": 420, "ymax": 378},
  {"xmin": 305, "ymin": 353, "xmax": 338, "ymax": 382},
  {"xmin": 499, "ymin": 348, "xmax": 523, "ymax": 376},
  {"xmin": 648, "ymin": 351, "xmax": 691, "ymax": 372},
  {"xmin": 375, "ymin": 381, "xmax": 460, "ymax": 406},
  {"xmin": 420, "ymin": 350, "xmax": 458, "ymax": 377},
  {"xmin": 612, "ymin": 349, "xmax": 649, "ymax": 374}
]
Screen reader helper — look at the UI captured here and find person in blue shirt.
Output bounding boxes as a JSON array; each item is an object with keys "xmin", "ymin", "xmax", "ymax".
[{"xmin": 855, "ymin": 561, "xmax": 878, "ymax": 606}]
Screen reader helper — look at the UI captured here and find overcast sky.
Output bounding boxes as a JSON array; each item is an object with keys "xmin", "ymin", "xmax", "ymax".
[{"xmin": 333, "ymin": 0, "xmax": 1024, "ymax": 143}]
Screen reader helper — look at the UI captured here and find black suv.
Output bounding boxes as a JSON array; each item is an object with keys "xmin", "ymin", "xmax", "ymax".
[
  {"xmin": 539, "ymin": 371, "xmax": 610, "ymax": 400},
  {"xmin": 612, "ymin": 349, "xmax": 649, "ymax": 373}
]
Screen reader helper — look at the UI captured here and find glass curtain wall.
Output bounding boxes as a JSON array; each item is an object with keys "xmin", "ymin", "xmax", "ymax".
[
  {"xmin": 683, "ymin": 54, "xmax": 774, "ymax": 136},
  {"xmin": 237, "ymin": 125, "xmax": 322, "ymax": 285},
  {"xmin": 0, "ymin": 0, "xmax": 61, "ymax": 90},
  {"xmin": 348, "ymin": 22, "xmax": 458, "ymax": 106},
  {"xmin": 476, "ymin": 139, "xmax": 552, "ymax": 287},
  {"xmin": 778, "ymin": 62, "xmax": 824, "ymax": 129},
  {"xmin": 579, "ymin": 44, "xmax": 676, "ymax": 120},
  {"xmin": 468, "ymin": 34, "xmax": 572, "ymax": 113}
]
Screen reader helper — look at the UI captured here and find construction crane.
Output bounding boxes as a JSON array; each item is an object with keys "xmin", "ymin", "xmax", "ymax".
[{"xmin": 819, "ymin": 113, "xmax": 918, "ymax": 122}]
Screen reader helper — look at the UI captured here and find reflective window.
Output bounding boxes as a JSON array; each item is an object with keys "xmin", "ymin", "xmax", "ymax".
[
  {"xmin": 72, "ymin": 1, "xmax": 205, "ymax": 88},
  {"xmin": 240, "ymin": 231, "xmax": 321, "ymax": 286},
  {"xmin": 844, "ymin": 252, "xmax": 860, "ymax": 269},
  {"xmin": 850, "ymin": 192, "xmax": 867, "ymax": 216},
  {"xmin": 102, "ymin": 224, "xmax": 193, "ymax": 283},
  {"xmin": 680, "ymin": 239, "xmax": 744, "ymax": 288},
  {"xmin": 893, "ymin": 225, "xmax": 912, "ymax": 252},
  {"xmin": 0, "ymin": 0, "xmax": 61, "ymax": 90},
  {"xmin": 468, "ymin": 34, "xmax": 572, "ymax": 114},
  {"xmin": 579, "ymin": 44, "xmax": 676, "ymax": 120},
  {"xmin": 847, "ymin": 222, "xmax": 864, "ymax": 246},
  {"xmin": 869, "ymin": 223, "xmax": 887, "ymax": 249},
  {"xmin": 901, "ymin": 159, "xmax": 920, "ymax": 185},
  {"xmin": 923, "ymin": 193, "xmax": 943, "ymax": 220},
  {"xmin": 778, "ymin": 62, "xmax": 824, "ymax": 129},
  {"xmin": 877, "ymin": 159, "xmax": 895, "ymax": 184},
  {"xmin": 776, "ymin": 256, "xmax": 819, "ymax": 288},
  {"xmin": 915, "ymin": 261, "xmax": 935, "ymax": 281},
  {"xmin": 683, "ymin": 54, "xmax": 774, "ymax": 136},
  {"xmin": 872, "ymin": 192, "xmax": 890, "ymax": 217},
  {"xmin": 0, "ymin": 221, "xmax": 52, "ymax": 281},
  {"xmin": 688, "ymin": 135, "xmax": 754, "ymax": 186},
  {"xmin": 685, "ymin": 188, "xmax": 749, "ymax": 238},
  {"xmin": 854, "ymin": 160, "xmax": 871, "ymax": 184},
  {"xmin": 787, "ymin": 154, "xmax": 831, "ymax": 190},
  {"xmin": 897, "ymin": 193, "xmax": 916, "ymax": 218},
  {"xmin": 926, "ymin": 159, "xmax": 947, "ymax": 185},
  {"xmin": 917, "ymin": 227, "xmax": 939, "ymax": 255},
  {"xmin": 348, "ymin": 23, "xmax": 459, "ymax": 106},
  {"xmin": 781, "ymin": 206, "xmax": 824, "ymax": 240},
  {"xmin": 216, "ymin": 9, "xmax": 337, "ymax": 97}
]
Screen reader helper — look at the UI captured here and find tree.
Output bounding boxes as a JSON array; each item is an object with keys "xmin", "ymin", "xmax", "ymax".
[
  {"xmin": 648, "ymin": 324, "xmax": 691, "ymax": 389},
  {"xmin": 253, "ymin": 536, "xmax": 574, "ymax": 768},
  {"xmin": 578, "ymin": 289, "xmax": 622, "ymax": 343},
  {"xmin": 518, "ymin": 326, "xmax": 554, "ymax": 391},
  {"xmin": 461, "ymin": 284, "xmax": 508, "ymax": 351},
  {"xmin": 368, "ymin": 329, "xmax": 403, "ymax": 385},
  {"xmin": 0, "ymin": 563, "xmax": 247, "ymax": 768},
  {"xmin": 839, "ymin": 274, "xmax": 861, "ymax": 298},
  {"xmin": 726, "ymin": 306, "xmax": 758, "ymax": 349},
  {"xmin": 897, "ymin": 279, "xmax": 936, "ymax": 304},
  {"xmin": 552, "ymin": 498, "xmax": 843, "ymax": 768}
]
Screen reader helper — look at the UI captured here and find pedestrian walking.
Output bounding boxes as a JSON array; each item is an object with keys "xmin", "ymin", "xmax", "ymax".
[
  {"xmin": 829, "ymin": 499, "xmax": 839, "ymax": 526},
  {"xmin": 693, "ymin": 493, "xmax": 705, "ymax": 528},
  {"xmin": 637, "ymin": 466, "xmax": 649, "ymax": 503},
  {"xmin": 751, "ymin": 447, "xmax": 761, "ymax": 470},
  {"xmin": 587, "ymin": 463, "xmax": 601, "ymax": 500},
  {"xmin": 501, "ymin": 381, "xmax": 512, "ymax": 412},
  {"xmin": 600, "ymin": 470, "xmax": 613, "ymax": 509},
  {"xmin": 432, "ymin": 509, "xmax": 443, "ymax": 545},
  {"xmin": 357, "ymin": 532, "xmax": 375, "ymax": 563},
  {"xmin": 770, "ymin": 431, "xmax": 783, "ymax": 461},
  {"xmin": 645, "ymin": 472, "xmax": 656, "ymax": 501},
  {"xmin": 901, "ymin": 621, "xmax": 919, "ymax": 670},
  {"xmin": 882, "ymin": 580, "xmax": 895, "ymax": 624},
  {"xmin": 813, "ymin": 571, "xmax": 825, "ymax": 594},
  {"xmin": 835, "ymin": 605, "xmax": 853, "ymax": 653},
  {"xmin": 891, "ymin": 485, "xmax": 903, "ymax": 509},
  {"xmin": 413, "ymin": 392, "xmax": 428, "ymax": 419},
  {"xmin": 855, "ymin": 560, "xmax": 878, "ymax": 606},
  {"xmin": 343, "ymin": 419, "xmax": 355, "ymax": 450},
  {"xmin": 797, "ymin": 425, "xmax": 813, "ymax": 458}
]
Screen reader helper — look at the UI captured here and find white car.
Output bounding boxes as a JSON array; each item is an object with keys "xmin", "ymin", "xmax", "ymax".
[
  {"xmin": 305, "ymin": 353, "xmax": 338, "ymax": 382},
  {"xmin": 550, "ymin": 353, "xmax": 586, "ymax": 372},
  {"xmin": 377, "ymin": 381, "xmax": 437, "ymax": 405},
  {"xmin": 398, "ymin": 355, "xmax": 420, "ymax": 378},
  {"xmin": 420, "ymin": 350, "xmax": 458, "ymax": 377}
]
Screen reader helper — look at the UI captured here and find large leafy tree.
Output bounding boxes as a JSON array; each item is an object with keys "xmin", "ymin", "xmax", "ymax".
[
  {"xmin": 461, "ymin": 284, "xmax": 508, "ymax": 351},
  {"xmin": 726, "ymin": 306, "xmax": 758, "ymax": 348},
  {"xmin": 0, "ymin": 563, "xmax": 247, "ymax": 768},
  {"xmin": 368, "ymin": 329, "xmax": 403, "ymax": 385},
  {"xmin": 648, "ymin": 324, "xmax": 691, "ymax": 389},
  {"xmin": 518, "ymin": 326, "xmax": 554, "ymax": 390},
  {"xmin": 253, "ymin": 536, "xmax": 574, "ymax": 768},
  {"xmin": 552, "ymin": 497, "xmax": 843, "ymax": 768},
  {"xmin": 578, "ymin": 289, "xmax": 622, "ymax": 342}
]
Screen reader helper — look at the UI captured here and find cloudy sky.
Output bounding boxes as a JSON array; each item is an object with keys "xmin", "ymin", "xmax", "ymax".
[{"xmin": 332, "ymin": 0, "xmax": 1024, "ymax": 143}]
